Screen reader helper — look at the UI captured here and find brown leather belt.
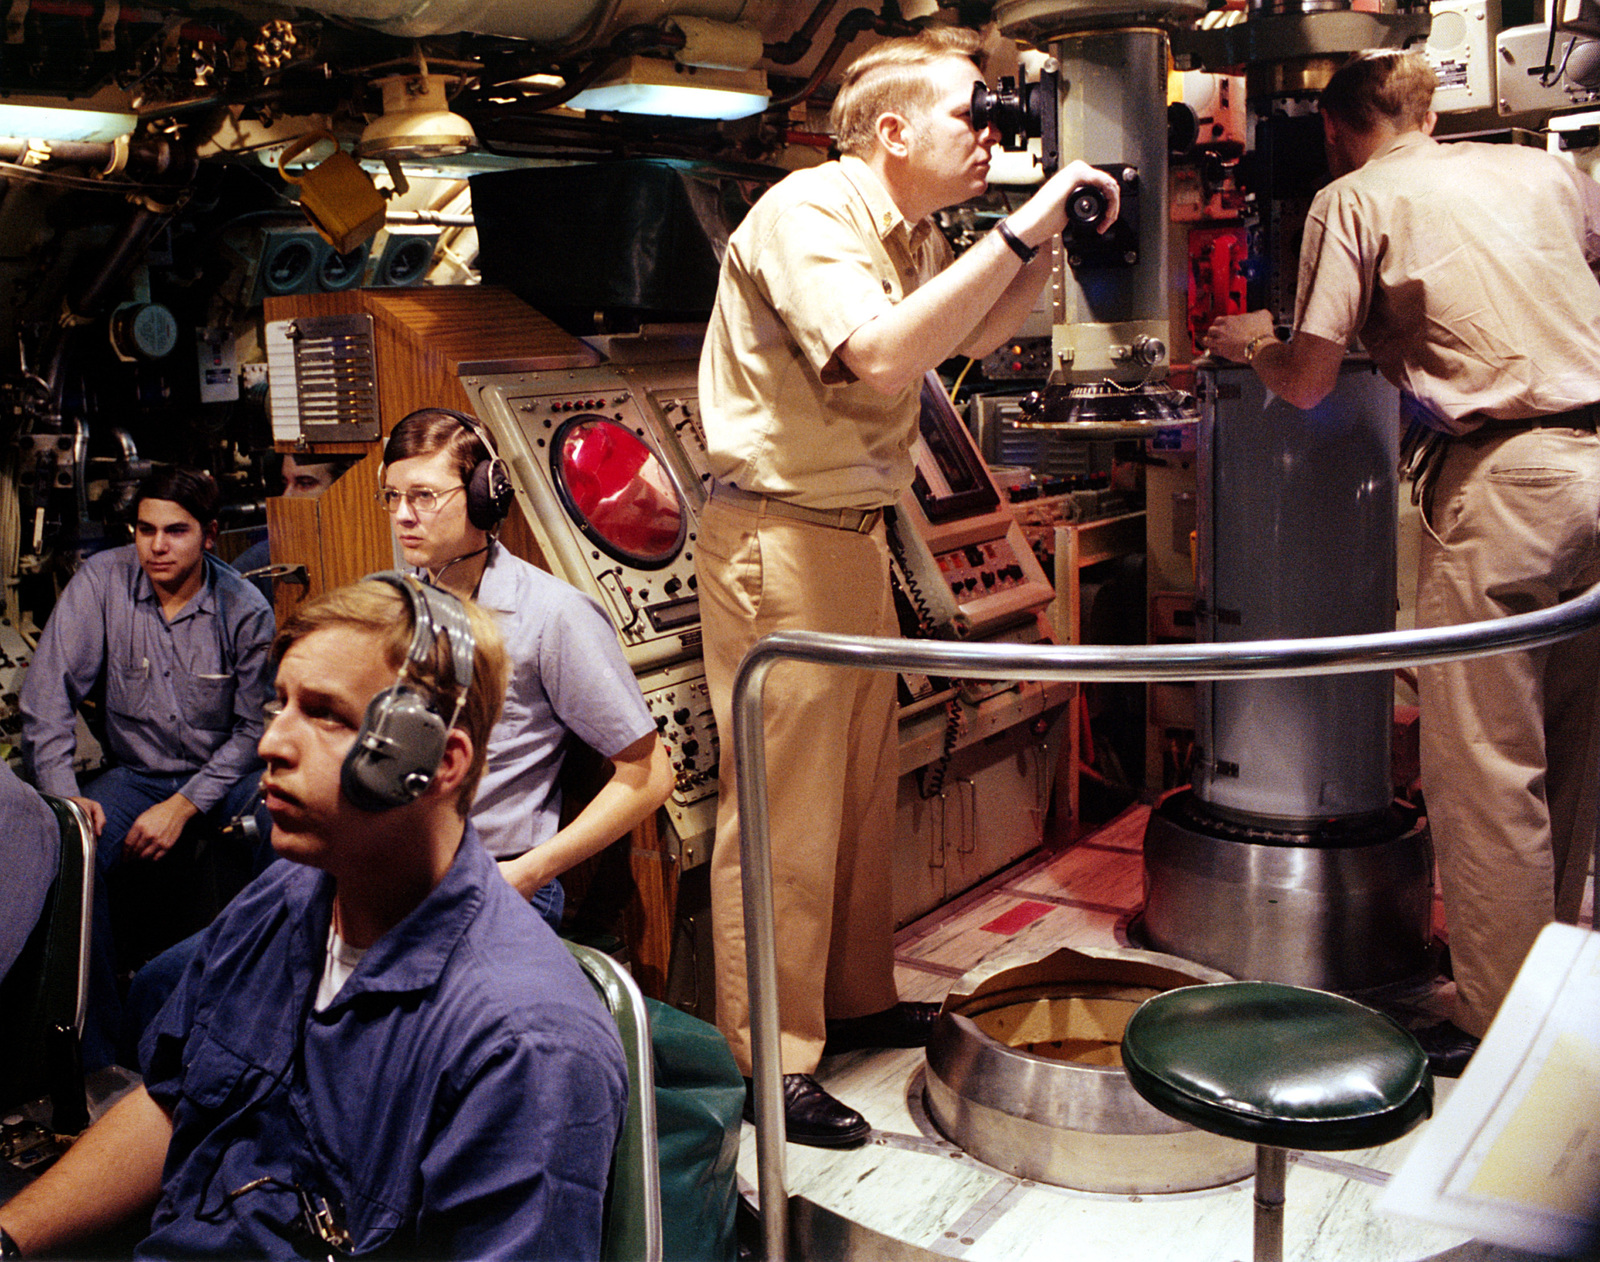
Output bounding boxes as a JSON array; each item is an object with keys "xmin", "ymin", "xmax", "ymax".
[{"xmin": 711, "ymin": 482, "xmax": 885, "ymax": 534}]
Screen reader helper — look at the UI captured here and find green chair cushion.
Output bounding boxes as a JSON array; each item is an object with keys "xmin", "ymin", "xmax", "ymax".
[
  {"xmin": 647, "ymin": 998, "xmax": 743, "ymax": 1262},
  {"xmin": 1121, "ymin": 981, "xmax": 1433, "ymax": 1152}
]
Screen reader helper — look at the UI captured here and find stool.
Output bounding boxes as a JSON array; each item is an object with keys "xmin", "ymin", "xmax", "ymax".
[{"xmin": 1121, "ymin": 981, "xmax": 1433, "ymax": 1262}]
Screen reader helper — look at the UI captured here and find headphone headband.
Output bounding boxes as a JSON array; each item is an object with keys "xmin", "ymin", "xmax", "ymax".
[
  {"xmin": 372, "ymin": 571, "xmax": 475, "ymax": 709},
  {"xmin": 382, "ymin": 407, "xmax": 516, "ymax": 532},
  {"xmin": 452, "ymin": 409, "xmax": 501, "ymax": 464},
  {"xmin": 340, "ymin": 571, "xmax": 477, "ymax": 812}
]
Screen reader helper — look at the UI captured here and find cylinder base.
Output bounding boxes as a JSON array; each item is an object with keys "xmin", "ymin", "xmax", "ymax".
[{"xmin": 1138, "ymin": 790, "xmax": 1434, "ymax": 991}]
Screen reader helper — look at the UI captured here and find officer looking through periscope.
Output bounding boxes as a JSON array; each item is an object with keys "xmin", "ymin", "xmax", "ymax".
[{"xmin": 695, "ymin": 26, "xmax": 1121, "ymax": 1147}]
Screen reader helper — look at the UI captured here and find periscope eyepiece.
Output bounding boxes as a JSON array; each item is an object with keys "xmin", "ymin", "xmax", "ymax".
[{"xmin": 971, "ymin": 75, "xmax": 1046, "ymax": 152}]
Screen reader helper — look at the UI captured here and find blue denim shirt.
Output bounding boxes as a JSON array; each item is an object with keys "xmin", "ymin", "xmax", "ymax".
[
  {"xmin": 0, "ymin": 763, "xmax": 59, "ymax": 981},
  {"xmin": 138, "ymin": 829, "xmax": 627, "ymax": 1260},
  {"xmin": 19, "ymin": 546, "xmax": 274, "ymax": 811}
]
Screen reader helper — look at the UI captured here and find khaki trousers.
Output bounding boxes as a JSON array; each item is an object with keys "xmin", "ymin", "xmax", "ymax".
[
  {"xmin": 696, "ymin": 496, "xmax": 901, "ymax": 1076},
  {"xmin": 1417, "ymin": 424, "xmax": 1600, "ymax": 1037}
]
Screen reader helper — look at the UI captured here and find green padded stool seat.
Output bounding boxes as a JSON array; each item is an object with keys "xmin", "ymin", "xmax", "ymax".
[{"xmin": 1122, "ymin": 981, "xmax": 1433, "ymax": 1262}]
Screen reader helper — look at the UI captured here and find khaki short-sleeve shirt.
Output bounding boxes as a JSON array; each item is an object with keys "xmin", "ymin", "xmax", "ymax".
[
  {"xmin": 1294, "ymin": 131, "xmax": 1600, "ymax": 433},
  {"xmin": 699, "ymin": 156, "xmax": 954, "ymax": 510}
]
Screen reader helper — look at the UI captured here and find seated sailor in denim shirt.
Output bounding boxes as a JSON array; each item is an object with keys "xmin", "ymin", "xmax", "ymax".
[
  {"xmin": 18, "ymin": 466, "xmax": 274, "ymax": 1060},
  {"xmin": 0, "ymin": 762, "xmax": 61, "ymax": 986}
]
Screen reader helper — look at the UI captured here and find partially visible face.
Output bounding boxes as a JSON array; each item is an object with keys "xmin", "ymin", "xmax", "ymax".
[
  {"xmin": 1321, "ymin": 110, "xmax": 1382, "ymax": 180},
  {"xmin": 905, "ymin": 55, "xmax": 998, "ymax": 211},
  {"xmin": 1322, "ymin": 111, "xmax": 1353, "ymax": 179},
  {"xmin": 135, "ymin": 498, "xmax": 213, "ymax": 596},
  {"xmin": 381, "ymin": 445, "xmax": 482, "ymax": 573},
  {"xmin": 283, "ymin": 453, "xmax": 338, "ymax": 498},
  {"xmin": 259, "ymin": 624, "xmax": 400, "ymax": 868}
]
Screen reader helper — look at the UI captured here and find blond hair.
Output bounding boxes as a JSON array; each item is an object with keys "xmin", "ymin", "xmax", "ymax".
[
  {"xmin": 272, "ymin": 578, "xmax": 508, "ymax": 814},
  {"xmin": 830, "ymin": 27, "xmax": 984, "ymax": 159},
  {"xmin": 1319, "ymin": 49, "xmax": 1437, "ymax": 133}
]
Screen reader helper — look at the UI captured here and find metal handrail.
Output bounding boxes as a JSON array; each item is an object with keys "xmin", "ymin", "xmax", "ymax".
[{"xmin": 736, "ymin": 579, "xmax": 1600, "ymax": 1262}]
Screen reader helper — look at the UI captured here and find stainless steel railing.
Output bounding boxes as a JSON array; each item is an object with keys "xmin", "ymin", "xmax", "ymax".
[{"xmin": 735, "ymin": 579, "xmax": 1600, "ymax": 1261}]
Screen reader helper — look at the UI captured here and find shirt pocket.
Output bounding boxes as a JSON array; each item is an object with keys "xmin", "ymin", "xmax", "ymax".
[
  {"xmin": 180, "ymin": 1030, "xmax": 261, "ymax": 1111},
  {"xmin": 185, "ymin": 674, "xmax": 238, "ymax": 733},
  {"xmin": 105, "ymin": 658, "xmax": 152, "ymax": 720}
]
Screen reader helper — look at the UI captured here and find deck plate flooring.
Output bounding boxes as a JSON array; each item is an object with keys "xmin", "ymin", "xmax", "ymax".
[{"xmin": 737, "ymin": 804, "xmax": 1593, "ymax": 1262}]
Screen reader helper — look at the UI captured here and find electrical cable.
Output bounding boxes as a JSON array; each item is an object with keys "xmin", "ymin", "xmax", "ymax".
[
  {"xmin": 0, "ymin": 160, "xmax": 171, "ymax": 196},
  {"xmin": 949, "ymin": 358, "xmax": 976, "ymax": 402},
  {"xmin": 884, "ymin": 506, "xmax": 965, "ymax": 800},
  {"xmin": 1543, "ymin": 0, "xmax": 1563, "ymax": 86}
]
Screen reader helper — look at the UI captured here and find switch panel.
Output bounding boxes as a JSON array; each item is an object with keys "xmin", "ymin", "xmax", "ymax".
[{"xmin": 638, "ymin": 658, "xmax": 718, "ymax": 867}]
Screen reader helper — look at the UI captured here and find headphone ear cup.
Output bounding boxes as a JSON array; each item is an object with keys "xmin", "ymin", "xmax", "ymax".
[
  {"xmin": 466, "ymin": 456, "xmax": 514, "ymax": 530},
  {"xmin": 341, "ymin": 685, "xmax": 450, "ymax": 811}
]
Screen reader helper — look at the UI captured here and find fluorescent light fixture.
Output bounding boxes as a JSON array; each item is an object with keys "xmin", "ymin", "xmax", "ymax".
[
  {"xmin": 566, "ymin": 55, "xmax": 769, "ymax": 120},
  {"xmin": 0, "ymin": 102, "xmax": 137, "ymax": 143}
]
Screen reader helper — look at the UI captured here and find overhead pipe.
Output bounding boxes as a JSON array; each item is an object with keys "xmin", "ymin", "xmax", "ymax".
[
  {"xmin": 467, "ymin": 21, "xmax": 684, "ymax": 119},
  {"xmin": 762, "ymin": 0, "xmax": 844, "ymax": 65},
  {"xmin": 28, "ymin": 135, "xmax": 199, "ymax": 409},
  {"xmin": 469, "ymin": 1, "xmax": 908, "ymax": 127},
  {"xmin": 764, "ymin": 6, "xmax": 919, "ymax": 112}
]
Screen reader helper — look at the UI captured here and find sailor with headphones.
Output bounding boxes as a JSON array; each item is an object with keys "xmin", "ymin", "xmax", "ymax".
[
  {"xmin": 379, "ymin": 408, "xmax": 673, "ymax": 929},
  {"xmin": 0, "ymin": 573, "xmax": 629, "ymax": 1259}
]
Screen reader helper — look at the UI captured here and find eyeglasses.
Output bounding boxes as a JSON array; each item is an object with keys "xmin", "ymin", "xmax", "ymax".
[{"xmin": 376, "ymin": 485, "xmax": 465, "ymax": 516}]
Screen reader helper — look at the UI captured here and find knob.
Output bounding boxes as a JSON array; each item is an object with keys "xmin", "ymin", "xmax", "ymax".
[
  {"xmin": 1132, "ymin": 335, "xmax": 1166, "ymax": 367},
  {"xmin": 1068, "ymin": 185, "xmax": 1108, "ymax": 229}
]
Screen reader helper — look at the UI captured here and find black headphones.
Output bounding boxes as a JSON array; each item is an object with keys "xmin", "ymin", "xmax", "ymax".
[
  {"xmin": 341, "ymin": 572, "xmax": 477, "ymax": 812},
  {"xmin": 384, "ymin": 408, "xmax": 514, "ymax": 530},
  {"xmin": 452, "ymin": 409, "xmax": 515, "ymax": 530}
]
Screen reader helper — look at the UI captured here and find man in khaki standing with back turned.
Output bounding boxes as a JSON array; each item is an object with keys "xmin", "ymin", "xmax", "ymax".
[{"xmin": 1207, "ymin": 49, "xmax": 1600, "ymax": 1078}]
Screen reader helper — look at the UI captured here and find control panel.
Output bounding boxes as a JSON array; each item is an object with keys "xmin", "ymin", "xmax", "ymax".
[
  {"xmin": 649, "ymin": 392, "xmax": 711, "ymax": 487},
  {"xmin": 469, "ymin": 367, "xmax": 705, "ymax": 671},
  {"xmin": 935, "ymin": 535, "xmax": 1037, "ymax": 605},
  {"xmin": 628, "ymin": 360, "xmax": 714, "ymax": 512},
  {"xmin": 980, "ymin": 335, "xmax": 1053, "ymax": 382},
  {"xmin": 638, "ymin": 657, "xmax": 718, "ymax": 865}
]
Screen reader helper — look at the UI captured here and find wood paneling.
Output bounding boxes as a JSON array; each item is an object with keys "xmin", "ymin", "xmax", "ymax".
[
  {"xmin": 262, "ymin": 286, "xmax": 594, "ymax": 594},
  {"xmin": 265, "ymin": 496, "xmax": 320, "ymax": 624},
  {"xmin": 261, "ymin": 286, "xmax": 672, "ymax": 991}
]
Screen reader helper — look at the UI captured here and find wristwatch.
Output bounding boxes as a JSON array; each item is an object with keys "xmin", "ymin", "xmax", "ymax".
[
  {"xmin": 994, "ymin": 219, "xmax": 1038, "ymax": 264},
  {"xmin": 1244, "ymin": 333, "xmax": 1276, "ymax": 364}
]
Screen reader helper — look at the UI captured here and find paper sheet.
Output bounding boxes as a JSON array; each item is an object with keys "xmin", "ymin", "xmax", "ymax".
[{"xmin": 1379, "ymin": 923, "xmax": 1600, "ymax": 1256}]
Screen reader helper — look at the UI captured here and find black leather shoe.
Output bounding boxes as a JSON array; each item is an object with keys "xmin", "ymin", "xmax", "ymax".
[
  {"xmin": 823, "ymin": 1001, "xmax": 941, "ymax": 1055},
  {"xmin": 742, "ymin": 1074, "xmax": 871, "ymax": 1149},
  {"xmin": 1413, "ymin": 1020, "xmax": 1479, "ymax": 1078}
]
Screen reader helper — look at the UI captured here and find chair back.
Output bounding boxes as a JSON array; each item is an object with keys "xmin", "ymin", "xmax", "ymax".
[
  {"xmin": 566, "ymin": 941, "xmax": 664, "ymax": 1262},
  {"xmin": 0, "ymin": 796, "xmax": 95, "ymax": 1132}
]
